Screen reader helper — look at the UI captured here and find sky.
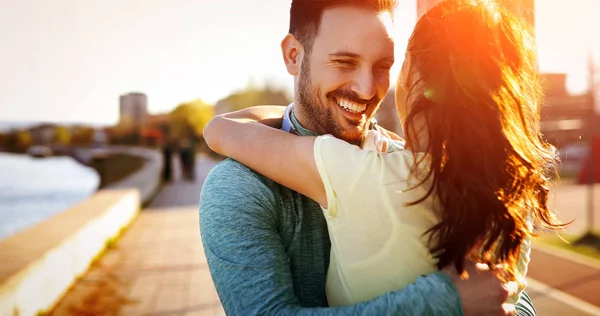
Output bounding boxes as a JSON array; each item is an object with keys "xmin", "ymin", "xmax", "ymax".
[{"xmin": 0, "ymin": 0, "xmax": 599, "ymax": 126}]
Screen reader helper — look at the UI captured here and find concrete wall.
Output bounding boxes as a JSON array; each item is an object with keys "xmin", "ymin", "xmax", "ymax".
[
  {"xmin": 106, "ymin": 147, "xmax": 163, "ymax": 204},
  {"xmin": 0, "ymin": 147, "xmax": 162, "ymax": 316}
]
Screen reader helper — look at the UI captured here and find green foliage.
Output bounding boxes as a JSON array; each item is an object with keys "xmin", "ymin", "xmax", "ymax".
[
  {"xmin": 3, "ymin": 130, "xmax": 33, "ymax": 152},
  {"xmin": 169, "ymin": 99, "xmax": 214, "ymax": 137},
  {"xmin": 16, "ymin": 130, "xmax": 31, "ymax": 148},
  {"xmin": 52, "ymin": 126, "xmax": 71, "ymax": 145},
  {"xmin": 0, "ymin": 132, "xmax": 6, "ymax": 149},
  {"xmin": 70, "ymin": 126, "xmax": 95, "ymax": 145},
  {"xmin": 216, "ymin": 84, "xmax": 292, "ymax": 113}
]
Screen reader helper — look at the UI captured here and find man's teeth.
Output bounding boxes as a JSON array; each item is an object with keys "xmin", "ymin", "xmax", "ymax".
[{"xmin": 337, "ymin": 99, "xmax": 367, "ymax": 113}]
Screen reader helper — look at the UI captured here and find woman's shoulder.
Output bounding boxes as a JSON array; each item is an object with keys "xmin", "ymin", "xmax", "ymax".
[{"xmin": 316, "ymin": 134, "xmax": 423, "ymax": 161}]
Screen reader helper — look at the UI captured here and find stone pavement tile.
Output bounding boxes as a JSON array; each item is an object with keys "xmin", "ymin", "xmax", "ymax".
[
  {"xmin": 550, "ymin": 183, "xmax": 600, "ymax": 235},
  {"xmin": 119, "ymin": 303, "xmax": 154, "ymax": 316},
  {"xmin": 128, "ymin": 273, "xmax": 161, "ymax": 298},
  {"xmin": 187, "ymin": 274, "xmax": 219, "ymax": 310},
  {"xmin": 116, "ymin": 274, "xmax": 161, "ymax": 315},
  {"xmin": 118, "ymin": 293, "xmax": 156, "ymax": 316},
  {"xmin": 182, "ymin": 305, "xmax": 220, "ymax": 316},
  {"xmin": 160, "ymin": 269, "xmax": 190, "ymax": 287},
  {"xmin": 100, "ymin": 248, "xmax": 127, "ymax": 270},
  {"xmin": 556, "ymin": 274, "xmax": 600, "ymax": 309},
  {"xmin": 212, "ymin": 306, "xmax": 226, "ymax": 316},
  {"xmin": 153, "ymin": 284, "xmax": 188, "ymax": 314},
  {"xmin": 163, "ymin": 250, "xmax": 195, "ymax": 267},
  {"xmin": 193, "ymin": 251, "xmax": 207, "ymax": 266},
  {"xmin": 122, "ymin": 252, "xmax": 145, "ymax": 268},
  {"xmin": 50, "ymin": 282, "xmax": 95, "ymax": 316},
  {"xmin": 532, "ymin": 296, "xmax": 596, "ymax": 316},
  {"xmin": 51, "ymin": 270, "xmax": 137, "ymax": 315},
  {"xmin": 182, "ymin": 305, "xmax": 225, "ymax": 316},
  {"xmin": 138, "ymin": 231, "xmax": 164, "ymax": 245},
  {"xmin": 136, "ymin": 253, "xmax": 167, "ymax": 268},
  {"xmin": 181, "ymin": 302, "xmax": 222, "ymax": 316},
  {"xmin": 527, "ymin": 286, "xmax": 598, "ymax": 316},
  {"xmin": 528, "ymin": 248, "xmax": 600, "ymax": 307}
]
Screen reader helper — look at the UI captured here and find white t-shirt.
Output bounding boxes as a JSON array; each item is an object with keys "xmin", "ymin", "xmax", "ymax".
[{"xmin": 313, "ymin": 135, "xmax": 530, "ymax": 306}]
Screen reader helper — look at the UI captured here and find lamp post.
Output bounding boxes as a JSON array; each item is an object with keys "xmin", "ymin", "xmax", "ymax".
[
  {"xmin": 585, "ymin": 50, "xmax": 597, "ymax": 236},
  {"xmin": 574, "ymin": 49, "xmax": 599, "ymax": 247}
]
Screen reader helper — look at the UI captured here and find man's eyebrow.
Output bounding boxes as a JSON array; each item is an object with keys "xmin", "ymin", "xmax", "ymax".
[{"xmin": 328, "ymin": 51, "xmax": 360, "ymax": 59}]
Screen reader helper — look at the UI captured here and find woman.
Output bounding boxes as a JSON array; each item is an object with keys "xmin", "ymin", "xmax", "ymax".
[{"xmin": 203, "ymin": 0, "xmax": 566, "ymax": 307}]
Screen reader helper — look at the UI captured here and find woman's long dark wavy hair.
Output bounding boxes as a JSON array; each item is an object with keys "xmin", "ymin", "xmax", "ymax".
[{"xmin": 399, "ymin": 0, "xmax": 568, "ymax": 281}]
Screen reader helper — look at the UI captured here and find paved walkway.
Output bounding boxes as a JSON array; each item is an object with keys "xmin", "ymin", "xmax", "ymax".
[
  {"xmin": 49, "ymin": 155, "xmax": 600, "ymax": 315},
  {"xmin": 550, "ymin": 181, "xmax": 600, "ymax": 236},
  {"xmin": 527, "ymin": 246, "xmax": 600, "ymax": 315},
  {"xmin": 49, "ymin": 155, "xmax": 221, "ymax": 316}
]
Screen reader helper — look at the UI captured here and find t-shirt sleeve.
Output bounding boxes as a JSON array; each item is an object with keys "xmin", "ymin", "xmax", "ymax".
[{"xmin": 313, "ymin": 135, "xmax": 382, "ymax": 217}]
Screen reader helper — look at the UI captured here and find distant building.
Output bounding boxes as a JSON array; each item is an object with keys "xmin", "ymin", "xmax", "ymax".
[
  {"xmin": 93, "ymin": 128, "xmax": 109, "ymax": 147},
  {"xmin": 371, "ymin": 73, "xmax": 595, "ymax": 147},
  {"xmin": 119, "ymin": 92, "xmax": 148, "ymax": 128},
  {"xmin": 145, "ymin": 113, "xmax": 170, "ymax": 128},
  {"xmin": 140, "ymin": 113, "xmax": 171, "ymax": 146},
  {"xmin": 28, "ymin": 124, "xmax": 55, "ymax": 145},
  {"xmin": 540, "ymin": 73, "xmax": 597, "ymax": 146}
]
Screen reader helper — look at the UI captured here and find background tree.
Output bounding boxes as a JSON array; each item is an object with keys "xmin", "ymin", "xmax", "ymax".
[
  {"xmin": 215, "ymin": 84, "xmax": 292, "ymax": 114},
  {"xmin": 70, "ymin": 126, "xmax": 95, "ymax": 146},
  {"xmin": 52, "ymin": 126, "xmax": 71, "ymax": 146},
  {"xmin": 0, "ymin": 132, "xmax": 6, "ymax": 150},
  {"xmin": 3, "ymin": 130, "xmax": 33, "ymax": 153},
  {"xmin": 169, "ymin": 99, "xmax": 214, "ymax": 138}
]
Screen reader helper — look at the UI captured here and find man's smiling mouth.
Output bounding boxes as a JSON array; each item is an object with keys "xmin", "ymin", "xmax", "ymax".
[{"xmin": 335, "ymin": 97, "xmax": 367, "ymax": 114}]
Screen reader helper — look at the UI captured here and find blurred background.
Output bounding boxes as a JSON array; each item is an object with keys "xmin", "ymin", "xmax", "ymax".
[{"xmin": 0, "ymin": 0, "xmax": 599, "ymax": 315}]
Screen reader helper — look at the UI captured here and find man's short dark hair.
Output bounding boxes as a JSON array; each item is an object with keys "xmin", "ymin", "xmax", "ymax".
[{"xmin": 289, "ymin": 0, "xmax": 398, "ymax": 53}]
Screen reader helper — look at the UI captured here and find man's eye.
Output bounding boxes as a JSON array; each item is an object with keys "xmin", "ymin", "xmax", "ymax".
[
  {"xmin": 376, "ymin": 65, "xmax": 392, "ymax": 73},
  {"xmin": 334, "ymin": 60, "xmax": 355, "ymax": 67}
]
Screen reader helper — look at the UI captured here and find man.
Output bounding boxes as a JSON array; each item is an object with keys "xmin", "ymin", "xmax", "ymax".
[{"xmin": 199, "ymin": 0, "xmax": 536, "ymax": 314}]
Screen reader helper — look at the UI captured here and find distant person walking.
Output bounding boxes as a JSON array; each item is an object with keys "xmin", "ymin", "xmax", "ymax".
[{"xmin": 160, "ymin": 125, "xmax": 174, "ymax": 182}]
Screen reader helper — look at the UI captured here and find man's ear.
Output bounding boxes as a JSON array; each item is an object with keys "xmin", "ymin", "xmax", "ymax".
[{"xmin": 281, "ymin": 33, "xmax": 303, "ymax": 75}]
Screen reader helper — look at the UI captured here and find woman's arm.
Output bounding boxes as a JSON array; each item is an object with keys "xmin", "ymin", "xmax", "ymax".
[{"xmin": 203, "ymin": 106, "xmax": 327, "ymax": 207}]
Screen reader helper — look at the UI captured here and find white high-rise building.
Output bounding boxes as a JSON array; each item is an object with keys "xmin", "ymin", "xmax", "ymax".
[{"xmin": 119, "ymin": 92, "xmax": 148, "ymax": 128}]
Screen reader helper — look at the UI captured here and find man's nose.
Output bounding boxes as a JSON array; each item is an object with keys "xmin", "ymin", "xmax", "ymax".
[{"xmin": 351, "ymin": 69, "xmax": 376, "ymax": 101}]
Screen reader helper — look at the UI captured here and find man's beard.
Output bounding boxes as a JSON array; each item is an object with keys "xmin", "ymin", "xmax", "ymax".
[{"xmin": 296, "ymin": 56, "xmax": 379, "ymax": 145}]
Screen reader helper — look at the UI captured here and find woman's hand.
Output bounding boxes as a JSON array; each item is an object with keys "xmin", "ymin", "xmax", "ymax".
[{"xmin": 374, "ymin": 125, "xmax": 404, "ymax": 141}]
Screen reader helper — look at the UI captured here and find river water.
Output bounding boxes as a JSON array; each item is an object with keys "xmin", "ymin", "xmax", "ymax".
[{"xmin": 0, "ymin": 153, "xmax": 100, "ymax": 241}]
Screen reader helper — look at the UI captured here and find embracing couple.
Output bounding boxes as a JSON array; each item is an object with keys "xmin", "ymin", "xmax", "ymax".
[{"xmin": 199, "ymin": 0, "xmax": 565, "ymax": 315}]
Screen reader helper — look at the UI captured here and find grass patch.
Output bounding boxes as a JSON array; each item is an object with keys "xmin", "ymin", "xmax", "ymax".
[
  {"xmin": 104, "ymin": 225, "xmax": 129, "ymax": 249},
  {"xmin": 537, "ymin": 231, "xmax": 600, "ymax": 261},
  {"xmin": 556, "ymin": 173, "xmax": 577, "ymax": 184},
  {"xmin": 105, "ymin": 236, "xmax": 118, "ymax": 249}
]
